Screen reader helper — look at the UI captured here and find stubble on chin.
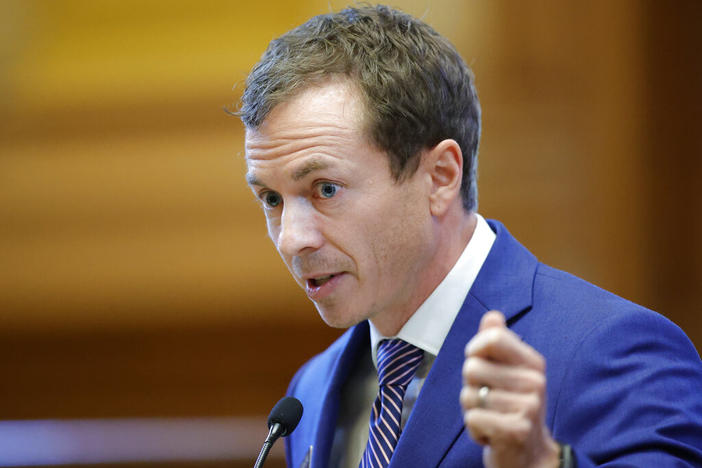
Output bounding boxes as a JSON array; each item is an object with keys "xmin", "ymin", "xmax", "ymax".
[{"xmin": 314, "ymin": 300, "xmax": 368, "ymax": 330}]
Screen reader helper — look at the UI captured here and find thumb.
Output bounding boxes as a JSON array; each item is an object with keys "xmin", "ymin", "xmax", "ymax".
[{"xmin": 479, "ymin": 310, "xmax": 506, "ymax": 332}]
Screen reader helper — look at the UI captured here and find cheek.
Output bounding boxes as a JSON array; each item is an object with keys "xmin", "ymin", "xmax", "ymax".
[
  {"xmin": 365, "ymin": 205, "xmax": 419, "ymax": 275},
  {"xmin": 265, "ymin": 216, "xmax": 280, "ymax": 243},
  {"xmin": 377, "ymin": 197, "xmax": 431, "ymax": 271}
]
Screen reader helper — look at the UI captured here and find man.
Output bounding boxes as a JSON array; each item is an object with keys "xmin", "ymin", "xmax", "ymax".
[{"xmin": 239, "ymin": 5, "xmax": 702, "ymax": 468}]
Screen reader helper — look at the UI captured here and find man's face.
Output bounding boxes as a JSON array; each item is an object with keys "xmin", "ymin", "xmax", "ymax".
[{"xmin": 245, "ymin": 80, "xmax": 435, "ymax": 330}]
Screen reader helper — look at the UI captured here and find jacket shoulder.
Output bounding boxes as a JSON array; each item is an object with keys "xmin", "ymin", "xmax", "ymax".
[{"xmin": 526, "ymin": 263, "xmax": 702, "ymax": 465}]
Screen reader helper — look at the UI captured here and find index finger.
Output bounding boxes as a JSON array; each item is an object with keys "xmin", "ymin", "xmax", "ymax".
[
  {"xmin": 465, "ymin": 321, "xmax": 545, "ymax": 371},
  {"xmin": 478, "ymin": 310, "xmax": 506, "ymax": 331}
]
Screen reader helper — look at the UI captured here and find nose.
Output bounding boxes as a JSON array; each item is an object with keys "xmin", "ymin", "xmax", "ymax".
[{"xmin": 275, "ymin": 199, "xmax": 324, "ymax": 257}]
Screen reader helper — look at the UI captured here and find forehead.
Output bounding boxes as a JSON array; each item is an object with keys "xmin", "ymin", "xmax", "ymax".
[
  {"xmin": 247, "ymin": 80, "xmax": 365, "ymax": 145},
  {"xmin": 244, "ymin": 80, "xmax": 368, "ymax": 180}
]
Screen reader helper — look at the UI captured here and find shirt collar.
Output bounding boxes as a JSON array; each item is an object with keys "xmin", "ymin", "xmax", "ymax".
[{"xmin": 369, "ymin": 213, "xmax": 496, "ymax": 368}]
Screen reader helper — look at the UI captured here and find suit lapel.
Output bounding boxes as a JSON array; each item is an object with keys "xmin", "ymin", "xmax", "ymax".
[
  {"xmin": 390, "ymin": 220, "xmax": 538, "ymax": 467},
  {"xmin": 468, "ymin": 220, "xmax": 537, "ymax": 325},
  {"xmin": 391, "ymin": 293, "xmax": 486, "ymax": 467},
  {"xmin": 310, "ymin": 321, "xmax": 369, "ymax": 468}
]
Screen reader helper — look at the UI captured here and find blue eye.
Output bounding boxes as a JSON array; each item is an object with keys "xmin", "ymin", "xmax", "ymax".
[
  {"xmin": 318, "ymin": 182, "xmax": 338, "ymax": 199},
  {"xmin": 263, "ymin": 191, "xmax": 282, "ymax": 207}
]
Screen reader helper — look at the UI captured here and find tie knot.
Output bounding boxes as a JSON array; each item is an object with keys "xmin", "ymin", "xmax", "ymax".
[{"xmin": 376, "ymin": 339, "xmax": 424, "ymax": 387}]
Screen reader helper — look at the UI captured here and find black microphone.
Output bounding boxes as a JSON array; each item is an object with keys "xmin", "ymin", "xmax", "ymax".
[{"xmin": 253, "ymin": 396, "xmax": 303, "ymax": 468}]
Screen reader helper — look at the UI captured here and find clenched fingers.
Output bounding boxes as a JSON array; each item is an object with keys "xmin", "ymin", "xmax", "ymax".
[
  {"xmin": 464, "ymin": 408, "xmax": 537, "ymax": 447},
  {"xmin": 460, "ymin": 385, "xmax": 542, "ymax": 416},
  {"xmin": 462, "ymin": 356, "xmax": 546, "ymax": 393}
]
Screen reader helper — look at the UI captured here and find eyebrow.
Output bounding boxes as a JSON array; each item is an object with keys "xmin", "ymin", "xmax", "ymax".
[
  {"xmin": 246, "ymin": 172, "xmax": 264, "ymax": 186},
  {"xmin": 292, "ymin": 159, "xmax": 330, "ymax": 181},
  {"xmin": 246, "ymin": 158, "xmax": 331, "ymax": 188}
]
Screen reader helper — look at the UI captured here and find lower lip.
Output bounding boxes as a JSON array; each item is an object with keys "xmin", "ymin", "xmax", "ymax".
[{"xmin": 305, "ymin": 273, "xmax": 347, "ymax": 301}]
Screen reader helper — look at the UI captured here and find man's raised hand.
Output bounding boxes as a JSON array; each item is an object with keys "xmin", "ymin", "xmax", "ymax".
[{"xmin": 460, "ymin": 311, "xmax": 560, "ymax": 468}]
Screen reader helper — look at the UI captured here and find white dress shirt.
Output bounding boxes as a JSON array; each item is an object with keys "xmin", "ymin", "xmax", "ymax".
[{"xmin": 329, "ymin": 214, "xmax": 496, "ymax": 468}]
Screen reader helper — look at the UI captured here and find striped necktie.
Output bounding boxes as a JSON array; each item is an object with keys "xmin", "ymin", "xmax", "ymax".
[{"xmin": 359, "ymin": 339, "xmax": 424, "ymax": 468}]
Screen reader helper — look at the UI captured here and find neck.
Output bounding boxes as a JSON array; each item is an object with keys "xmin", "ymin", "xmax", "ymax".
[{"xmin": 370, "ymin": 210, "xmax": 477, "ymax": 336}]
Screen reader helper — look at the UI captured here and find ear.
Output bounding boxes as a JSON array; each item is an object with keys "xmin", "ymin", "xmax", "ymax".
[{"xmin": 425, "ymin": 139, "xmax": 463, "ymax": 216}]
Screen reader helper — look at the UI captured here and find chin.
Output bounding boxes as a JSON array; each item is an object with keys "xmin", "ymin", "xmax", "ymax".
[{"xmin": 315, "ymin": 303, "xmax": 368, "ymax": 329}]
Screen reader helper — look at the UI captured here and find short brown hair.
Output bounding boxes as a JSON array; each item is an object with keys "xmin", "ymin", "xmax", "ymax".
[{"xmin": 239, "ymin": 4, "xmax": 481, "ymax": 211}]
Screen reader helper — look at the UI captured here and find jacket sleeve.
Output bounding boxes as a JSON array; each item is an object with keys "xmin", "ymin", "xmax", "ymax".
[{"xmin": 551, "ymin": 309, "xmax": 702, "ymax": 466}]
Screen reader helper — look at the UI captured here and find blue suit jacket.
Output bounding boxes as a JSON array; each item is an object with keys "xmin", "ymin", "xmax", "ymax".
[{"xmin": 285, "ymin": 220, "xmax": 702, "ymax": 467}]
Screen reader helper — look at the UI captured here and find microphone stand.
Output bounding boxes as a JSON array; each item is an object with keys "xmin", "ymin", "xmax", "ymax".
[{"xmin": 254, "ymin": 422, "xmax": 284, "ymax": 468}]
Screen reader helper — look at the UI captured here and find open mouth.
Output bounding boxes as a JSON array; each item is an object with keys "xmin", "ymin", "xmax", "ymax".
[{"xmin": 309, "ymin": 274, "xmax": 337, "ymax": 287}]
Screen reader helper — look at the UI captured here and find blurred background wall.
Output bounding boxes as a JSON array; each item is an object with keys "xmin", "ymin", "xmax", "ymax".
[{"xmin": 1, "ymin": 0, "xmax": 700, "ymax": 466}]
